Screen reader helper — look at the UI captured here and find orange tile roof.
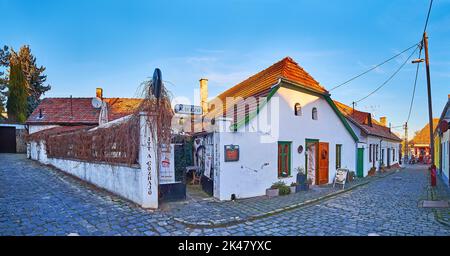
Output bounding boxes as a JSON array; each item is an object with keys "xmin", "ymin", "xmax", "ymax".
[
  {"xmin": 334, "ymin": 100, "xmax": 402, "ymax": 142},
  {"xmin": 26, "ymin": 97, "xmax": 143, "ymax": 125},
  {"xmin": 410, "ymin": 118, "xmax": 440, "ymax": 145},
  {"xmin": 205, "ymin": 56, "xmax": 328, "ymax": 120}
]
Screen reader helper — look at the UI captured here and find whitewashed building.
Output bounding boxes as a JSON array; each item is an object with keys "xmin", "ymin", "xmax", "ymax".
[
  {"xmin": 334, "ymin": 101, "xmax": 402, "ymax": 177},
  {"xmin": 435, "ymin": 94, "xmax": 450, "ymax": 187},
  {"xmin": 192, "ymin": 57, "xmax": 359, "ymax": 200}
]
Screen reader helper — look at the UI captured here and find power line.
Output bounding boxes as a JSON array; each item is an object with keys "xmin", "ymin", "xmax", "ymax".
[
  {"xmin": 423, "ymin": 0, "xmax": 434, "ymax": 35},
  {"xmin": 406, "ymin": 52, "xmax": 421, "ymax": 123},
  {"xmin": 405, "ymin": 0, "xmax": 433, "ymax": 124},
  {"xmin": 353, "ymin": 45, "xmax": 419, "ymax": 104},
  {"xmin": 329, "ymin": 43, "xmax": 420, "ymax": 91}
]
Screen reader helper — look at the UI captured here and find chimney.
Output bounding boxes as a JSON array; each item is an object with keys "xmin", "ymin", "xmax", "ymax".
[
  {"xmin": 199, "ymin": 78, "xmax": 208, "ymax": 114},
  {"xmin": 96, "ymin": 88, "xmax": 103, "ymax": 99},
  {"xmin": 380, "ymin": 117, "xmax": 387, "ymax": 127}
]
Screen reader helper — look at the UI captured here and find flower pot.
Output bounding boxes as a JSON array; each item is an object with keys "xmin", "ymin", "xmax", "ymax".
[
  {"xmin": 290, "ymin": 186, "xmax": 296, "ymax": 194},
  {"xmin": 297, "ymin": 173, "xmax": 307, "ymax": 185},
  {"xmin": 297, "ymin": 183, "xmax": 309, "ymax": 191},
  {"xmin": 266, "ymin": 188, "xmax": 279, "ymax": 197}
]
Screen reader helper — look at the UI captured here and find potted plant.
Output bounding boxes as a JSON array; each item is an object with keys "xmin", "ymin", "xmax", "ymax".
[
  {"xmin": 290, "ymin": 182, "xmax": 298, "ymax": 194},
  {"xmin": 267, "ymin": 181, "xmax": 290, "ymax": 197},
  {"xmin": 368, "ymin": 167, "xmax": 376, "ymax": 176},
  {"xmin": 295, "ymin": 167, "xmax": 309, "ymax": 191},
  {"xmin": 348, "ymin": 171, "xmax": 356, "ymax": 182}
]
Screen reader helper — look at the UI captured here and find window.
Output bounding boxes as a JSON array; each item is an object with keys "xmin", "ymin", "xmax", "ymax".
[
  {"xmin": 393, "ymin": 149, "xmax": 395, "ymax": 161},
  {"xmin": 278, "ymin": 142, "xmax": 291, "ymax": 178},
  {"xmin": 312, "ymin": 107, "xmax": 318, "ymax": 120},
  {"xmin": 294, "ymin": 103, "xmax": 302, "ymax": 116},
  {"xmin": 376, "ymin": 145, "xmax": 379, "ymax": 161},
  {"xmin": 369, "ymin": 144, "xmax": 372, "ymax": 162},
  {"xmin": 336, "ymin": 144, "xmax": 342, "ymax": 169}
]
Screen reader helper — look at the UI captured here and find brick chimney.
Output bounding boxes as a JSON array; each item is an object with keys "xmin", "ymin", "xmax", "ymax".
[
  {"xmin": 199, "ymin": 78, "xmax": 208, "ymax": 114},
  {"xmin": 380, "ymin": 116, "xmax": 387, "ymax": 127},
  {"xmin": 96, "ymin": 88, "xmax": 103, "ymax": 99}
]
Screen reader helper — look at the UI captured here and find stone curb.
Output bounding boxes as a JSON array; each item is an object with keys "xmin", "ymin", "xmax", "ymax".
[
  {"xmin": 428, "ymin": 184, "xmax": 450, "ymax": 228},
  {"xmin": 175, "ymin": 169, "xmax": 399, "ymax": 229}
]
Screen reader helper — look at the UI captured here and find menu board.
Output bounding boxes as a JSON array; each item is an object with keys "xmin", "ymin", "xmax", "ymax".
[
  {"xmin": 159, "ymin": 144, "xmax": 175, "ymax": 184},
  {"xmin": 224, "ymin": 145, "xmax": 239, "ymax": 162}
]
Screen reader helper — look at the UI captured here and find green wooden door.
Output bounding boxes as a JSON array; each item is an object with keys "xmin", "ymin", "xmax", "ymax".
[{"xmin": 357, "ymin": 148, "xmax": 364, "ymax": 178}]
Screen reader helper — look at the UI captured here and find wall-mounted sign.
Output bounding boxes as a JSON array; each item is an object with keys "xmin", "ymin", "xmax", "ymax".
[
  {"xmin": 174, "ymin": 104, "xmax": 203, "ymax": 115},
  {"xmin": 159, "ymin": 144, "xmax": 175, "ymax": 184},
  {"xmin": 297, "ymin": 145, "xmax": 304, "ymax": 154},
  {"xmin": 224, "ymin": 145, "xmax": 239, "ymax": 162}
]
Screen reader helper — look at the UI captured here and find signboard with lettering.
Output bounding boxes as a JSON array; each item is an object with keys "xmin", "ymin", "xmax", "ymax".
[
  {"xmin": 224, "ymin": 145, "xmax": 239, "ymax": 162},
  {"xmin": 159, "ymin": 144, "xmax": 175, "ymax": 184},
  {"xmin": 333, "ymin": 168, "xmax": 348, "ymax": 189},
  {"xmin": 174, "ymin": 104, "xmax": 203, "ymax": 115}
]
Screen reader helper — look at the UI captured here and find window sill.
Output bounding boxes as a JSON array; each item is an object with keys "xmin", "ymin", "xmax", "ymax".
[{"xmin": 278, "ymin": 176, "xmax": 293, "ymax": 179}]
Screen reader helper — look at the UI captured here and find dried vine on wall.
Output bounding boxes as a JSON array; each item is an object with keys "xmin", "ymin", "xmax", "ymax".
[{"xmin": 28, "ymin": 80, "xmax": 174, "ymax": 167}]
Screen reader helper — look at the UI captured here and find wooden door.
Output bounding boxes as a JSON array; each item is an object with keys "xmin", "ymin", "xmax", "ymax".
[
  {"xmin": 317, "ymin": 142, "xmax": 329, "ymax": 185},
  {"xmin": 0, "ymin": 127, "xmax": 16, "ymax": 153},
  {"xmin": 357, "ymin": 148, "xmax": 364, "ymax": 178}
]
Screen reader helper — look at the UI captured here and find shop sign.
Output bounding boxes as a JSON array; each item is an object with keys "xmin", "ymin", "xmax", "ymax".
[{"xmin": 224, "ymin": 145, "xmax": 239, "ymax": 162}]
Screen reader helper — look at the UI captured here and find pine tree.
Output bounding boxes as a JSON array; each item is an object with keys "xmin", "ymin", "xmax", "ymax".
[
  {"xmin": 6, "ymin": 54, "xmax": 28, "ymax": 123},
  {"xmin": 16, "ymin": 45, "xmax": 51, "ymax": 116},
  {"xmin": 0, "ymin": 45, "xmax": 10, "ymax": 115}
]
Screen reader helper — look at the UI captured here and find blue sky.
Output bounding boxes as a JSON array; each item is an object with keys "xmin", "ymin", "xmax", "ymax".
[{"xmin": 1, "ymin": 0, "xmax": 450, "ymax": 136}]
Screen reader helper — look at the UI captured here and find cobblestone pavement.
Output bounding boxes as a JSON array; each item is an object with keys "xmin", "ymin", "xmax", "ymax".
[
  {"xmin": 430, "ymin": 173, "xmax": 450, "ymax": 227},
  {"xmin": 1, "ymin": 154, "xmax": 449, "ymax": 236}
]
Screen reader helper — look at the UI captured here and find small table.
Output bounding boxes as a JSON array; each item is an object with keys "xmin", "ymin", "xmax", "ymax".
[{"xmin": 186, "ymin": 166, "xmax": 201, "ymax": 185}]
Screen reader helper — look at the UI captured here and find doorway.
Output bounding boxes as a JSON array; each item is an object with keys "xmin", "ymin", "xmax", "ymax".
[
  {"xmin": 305, "ymin": 139, "xmax": 329, "ymax": 186},
  {"xmin": 0, "ymin": 127, "xmax": 16, "ymax": 153},
  {"xmin": 357, "ymin": 148, "xmax": 364, "ymax": 177}
]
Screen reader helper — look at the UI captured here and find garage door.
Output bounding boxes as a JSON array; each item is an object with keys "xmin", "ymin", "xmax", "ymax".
[{"xmin": 0, "ymin": 127, "xmax": 16, "ymax": 153}]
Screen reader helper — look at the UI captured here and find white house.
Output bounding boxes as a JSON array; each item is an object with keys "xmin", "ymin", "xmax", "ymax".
[
  {"xmin": 435, "ymin": 94, "xmax": 450, "ymax": 187},
  {"xmin": 192, "ymin": 57, "xmax": 359, "ymax": 200},
  {"xmin": 334, "ymin": 101, "xmax": 402, "ymax": 177}
]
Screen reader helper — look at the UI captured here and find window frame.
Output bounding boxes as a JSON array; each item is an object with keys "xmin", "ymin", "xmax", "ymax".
[
  {"xmin": 312, "ymin": 107, "xmax": 318, "ymax": 120},
  {"xmin": 336, "ymin": 144, "xmax": 342, "ymax": 169},
  {"xmin": 294, "ymin": 103, "xmax": 302, "ymax": 116}
]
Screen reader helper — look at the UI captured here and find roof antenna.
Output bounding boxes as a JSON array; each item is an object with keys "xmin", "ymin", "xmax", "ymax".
[
  {"xmin": 352, "ymin": 101, "xmax": 356, "ymax": 117},
  {"xmin": 70, "ymin": 95, "xmax": 73, "ymax": 118}
]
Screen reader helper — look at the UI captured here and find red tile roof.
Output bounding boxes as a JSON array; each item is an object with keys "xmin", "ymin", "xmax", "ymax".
[
  {"xmin": 410, "ymin": 118, "xmax": 440, "ymax": 145},
  {"xmin": 26, "ymin": 98, "xmax": 143, "ymax": 125},
  {"xmin": 205, "ymin": 56, "xmax": 328, "ymax": 121},
  {"xmin": 27, "ymin": 125, "xmax": 94, "ymax": 141},
  {"xmin": 334, "ymin": 100, "xmax": 402, "ymax": 142}
]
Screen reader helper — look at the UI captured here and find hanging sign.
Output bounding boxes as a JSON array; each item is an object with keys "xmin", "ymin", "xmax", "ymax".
[
  {"xmin": 174, "ymin": 104, "xmax": 203, "ymax": 115},
  {"xmin": 224, "ymin": 145, "xmax": 239, "ymax": 162},
  {"xmin": 159, "ymin": 144, "xmax": 175, "ymax": 184}
]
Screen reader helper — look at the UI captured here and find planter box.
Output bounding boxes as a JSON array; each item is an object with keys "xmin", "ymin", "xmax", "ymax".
[
  {"xmin": 266, "ymin": 188, "xmax": 279, "ymax": 197},
  {"xmin": 296, "ymin": 184, "xmax": 309, "ymax": 192},
  {"xmin": 290, "ymin": 186, "xmax": 296, "ymax": 194}
]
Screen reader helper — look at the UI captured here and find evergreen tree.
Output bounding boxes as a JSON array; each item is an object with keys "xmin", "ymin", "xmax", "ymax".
[
  {"xmin": 0, "ymin": 45, "xmax": 10, "ymax": 115},
  {"xmin": 6, "ymin": 54, "xmax": 28, "ymax": 123},
  {"xmin": 16, "ymin": 45, "xmax": 51, "ymax": 116}
]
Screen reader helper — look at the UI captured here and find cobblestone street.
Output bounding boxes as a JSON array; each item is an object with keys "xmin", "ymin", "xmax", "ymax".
[{"xmin": 1, "ymin": 154, "xmax": 449, "ymax": 236}]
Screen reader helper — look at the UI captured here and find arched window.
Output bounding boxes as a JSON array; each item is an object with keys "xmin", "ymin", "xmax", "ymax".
[
  {"xmin": 312, "ymin": 107, "xmax": 318, "ymax": 120},
  {"xmin": 294, "ymin": 103, "xmax": 302, "ymax": 116}
]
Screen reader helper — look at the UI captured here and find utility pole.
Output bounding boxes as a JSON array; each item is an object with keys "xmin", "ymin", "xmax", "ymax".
[
  {"xmin": 423, "ymin": 31, "xmax": 437, "ymax": 186},
  {"xmin": 404, "ymin": 122, "xmax": 408, "ymax": 164},
  {"xmin": 423, "ymin": 32, "xmax": 434, "ymax": 166}
]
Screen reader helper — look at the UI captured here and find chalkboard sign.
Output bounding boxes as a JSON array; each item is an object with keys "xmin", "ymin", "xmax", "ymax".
[
  {"xmin": 333, "ymin": 168, "xmax": 349, "ymax": 189},
  {"xmin": 224, "ymin": 145, "xmax": 239, "ymax": 162}
]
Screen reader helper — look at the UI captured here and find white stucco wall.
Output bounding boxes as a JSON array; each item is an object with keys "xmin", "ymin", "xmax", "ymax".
[
  {"xmin": 215, "ymin": 86, "xmax": 357, "ymax": 200},
  {"xmin": 28, "ymin": 124, "xmax": 59, "ymax": 134},
  {"xmin": 28, "ymin": 113, "xmax": 159, "ymax": 209}
]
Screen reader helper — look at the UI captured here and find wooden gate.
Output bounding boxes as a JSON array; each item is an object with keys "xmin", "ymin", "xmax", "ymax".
[
  {"xmin": 317, "ymin": 142, "xmax": 329, "ymax": 185},
  {"xmin": 0, "ymin": 127, "xmax": 16, "ymax": 153}
]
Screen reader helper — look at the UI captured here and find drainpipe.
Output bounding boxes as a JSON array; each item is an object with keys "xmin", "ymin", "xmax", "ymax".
[{"xmin": 379, "ymin": 139, "xmax": 383, "ymax": 170}]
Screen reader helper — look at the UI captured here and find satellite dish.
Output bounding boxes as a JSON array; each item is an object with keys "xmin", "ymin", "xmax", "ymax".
[
  {"xmin": 91, "ymin": 97, "xmax": 103, "ymax": 109},
  {"xmin": 152, "ymin": 68, "xmax": 162, "ymax": 100}
]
